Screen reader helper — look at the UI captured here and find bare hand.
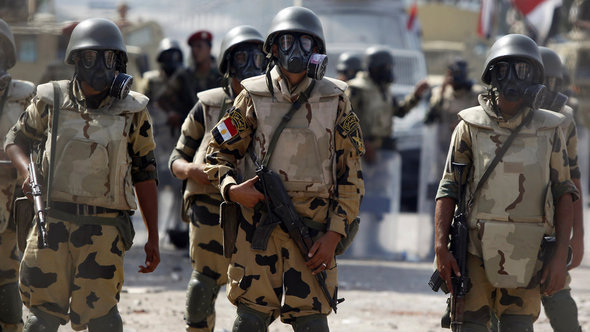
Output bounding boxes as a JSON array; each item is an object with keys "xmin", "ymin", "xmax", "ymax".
[
  {"xmin": 306, "ymin": 231, "xmax": 341, "ymax": 275},
  {"xmin": 21, "ymin": 176, "xmax": 33, "ymax": 200},
  {"xmin": 435, "ymin": 246, "xmax": 460, "ymax": 295},
  {"xmin": 227, "ymin": 176, "xmax": 265, "ymax": 208},
  {"xmin": 568, "ymin": 234, "xmax": 584, "ymax": 270},
  {"xmin": 139, "ymin": 237, "xmax": 160, "ymax": 273},
  {"xmin": 188, "ymin": 163, "xmax": 210, "ymax": 185},
  {"xmin": 541, "ymin": 253, "xmax": 567, "ymax": 295},
  {"xmin": 414, "ymin": 79, "xmax": 430, "ymax": 99}
]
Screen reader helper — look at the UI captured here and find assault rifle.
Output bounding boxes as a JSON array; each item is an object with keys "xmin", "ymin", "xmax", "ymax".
[
  {"xmin": 428, "ymin": 162, "xmax": 471, "ymax": 331},
  {"xmin": 28, "ymin": 151, "xmax": 48, "ymax": 249},
  {"xmin": 253, "ymin": 163, "xmax": 343, "ymax": 313}
]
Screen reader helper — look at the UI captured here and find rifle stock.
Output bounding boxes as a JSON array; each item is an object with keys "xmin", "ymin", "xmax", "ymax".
[
  {"xmin": 28, "ymin": 152, "xmax": 48, "ymax": 249},
  {"xmin": 254, "ymin": 165, "xmax": 343, "ymax": 313}
]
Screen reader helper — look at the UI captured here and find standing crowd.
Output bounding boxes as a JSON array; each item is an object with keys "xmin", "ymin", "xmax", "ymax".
[{"xmin": 0, "ymin": 3, "xmax": 586, "ymax": 332}]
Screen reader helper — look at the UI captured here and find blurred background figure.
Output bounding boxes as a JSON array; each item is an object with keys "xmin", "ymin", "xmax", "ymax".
[
  {"xmin": 38, "ymin": 21, "xmax": 78, "ymax": 84},
  {"xmin": 335, "ymin": 51, "xmax": 362, "ymax": 82}
]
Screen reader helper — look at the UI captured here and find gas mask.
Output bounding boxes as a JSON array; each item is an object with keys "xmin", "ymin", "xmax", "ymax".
[
  {"xmin": 490, "ymin": 59, "xmax": 546, "ymax": 109},
  {"xmin": 229, "ymin": 43, "xmax": 266, "ymax": 81},
  {"xmin": 449, "ymin": 62, "xmax": 473, "ymax": 91},
  {"xmin": 541, "ymin": 90, "xmax": 568, "ymax": 111},
  {"xmin": 158, "ymin": 49, "xmax": 183, "ymax": 77},
  {"xmin": 369, "ymin": 64, "xmax": 394, "ymax": 85},
  {"xmin": 75, "ymin": 49, "xmax": 133, "ymax": 100},
  {"xmin": 275, "ymin": 33, "xmax": 328, "ymax": 80}
]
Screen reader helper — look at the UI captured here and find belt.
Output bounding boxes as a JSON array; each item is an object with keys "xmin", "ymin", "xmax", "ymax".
[{"xmin": 52, "ymin": 202, "xmax": 121, "ymax": 216}]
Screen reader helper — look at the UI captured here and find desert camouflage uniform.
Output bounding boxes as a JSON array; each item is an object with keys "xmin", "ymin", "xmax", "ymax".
[
  {"xmin": 169, "ymin": 87, "xmax": 233, "ymax": 331},
  {"xmin": 0, "ymin": 79, "xmax": 35, "ymax": 332},
  {"xmin": 204, "ymin": 67, "xmax": 364, "ymax": 323},
  {"xmin": 436, "ymin": 94, "xmax": 578, "ymax": 327},
  {"xmin": 4, "ymin": 79, "xmax": 157, "ymax": 330}
]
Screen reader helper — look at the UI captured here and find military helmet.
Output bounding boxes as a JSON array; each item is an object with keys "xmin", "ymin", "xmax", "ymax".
[
  {"xmin": 336, "ymin": 52, "xmax": 362, "ymax": 72},
  {"xmin": 0, "ymin": 19, "xmax": 17, "ymax": 69},
  {"xmin": 263, "ymin": 6, "xmax": 326, "ymax": 55},
  {"xmin": 481, "ymin": 34, "xmax": 543, "ymax": 85},
  {"xmin": 219, "ymin": 25, "xmax": 264, "ymax": 74},
  {"xmin": 364, "ymin": 46, "xmax": 394, "ymax": 69},
  {"xmin": 538, "ymin": 46, "xmax": 563, "ymax": 79},
  {"xmin": 156, "ymin": 38, "xmax": 182, "ymax": 62},
  {"xmin": 65, "ymin": 18, "xmax": 127, "ymax": 65}
]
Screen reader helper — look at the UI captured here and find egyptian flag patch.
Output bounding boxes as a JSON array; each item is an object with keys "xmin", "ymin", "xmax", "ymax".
[{"xmin": 213, "ymin": 117, "xmax": 238, "ymax": 144}]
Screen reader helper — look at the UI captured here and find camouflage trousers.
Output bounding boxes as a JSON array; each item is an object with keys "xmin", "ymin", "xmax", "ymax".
[
  {"xmin": 186, "ymin": 196, "xmax": 230, "ymax": 332},
  {"xmin": 0, "ymin": 227, "xmax": 23, "ymax": 332},
  {"xmin": 227, "ymin": 212, "xmax": 338, "ymax": 325},
  {"xmin": 19, "ymin": 215, "xmax": 125, "ymax": 331},
  {"xmin": 464, "ymin": 253, "xmax": 540, "ymax": 328}
]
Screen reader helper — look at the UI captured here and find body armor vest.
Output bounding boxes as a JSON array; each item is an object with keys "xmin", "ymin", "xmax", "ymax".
[
  {"xmin": 184, "ymin": 87, "xmax": 232, "ymax": 200},
  {"xmin": 348, "ymin": 72, "xmax": 393, "ymax": 138},
  {"xmin": 460, "ymin": 106, "xmax": 564, "ymax": 228},
  {"xmin": 0, "ymin": 79, "xmax": 35, "ymax": 231},
  {"xmin": 240, "ymin": 72, "xmax": 347, "ymax": 199},
  {"xmin": 36, "ymin": 80, "xmax": 148, "ymax": 210}
]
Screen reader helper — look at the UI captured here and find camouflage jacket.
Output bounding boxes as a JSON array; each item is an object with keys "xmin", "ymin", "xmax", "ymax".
[
  {"xmin": 204, "ymin": 67, "xmax": 365, "ymax": 238},
  {"xmin": 4, "ymin": 79, "xmax": 157, "ymax": 210}
]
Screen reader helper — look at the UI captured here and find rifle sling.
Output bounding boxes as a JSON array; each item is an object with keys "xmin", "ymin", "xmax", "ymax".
[
  {"xmin": 467, "ymin": 109, "xmax": 535, "ymax": 207},
  {"xmin": 45, "ymin": 82, "xmax": 61, "ymax": 209}
]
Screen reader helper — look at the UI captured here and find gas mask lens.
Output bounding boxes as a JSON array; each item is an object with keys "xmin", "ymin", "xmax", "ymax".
[
  {"xmin": 278, "ymin": 34, "xmax": 314, "ymax": 53},
  {"xmin": 79, "ymin": 50, "xmax": 117, "ymax": 69},
  {"xmin": 233, "ymin": 49, "xmax": 265, "ymax": 69},
  {"xmin": 494, "ymin": 61, "xmax": 532, "ymax": 81}
]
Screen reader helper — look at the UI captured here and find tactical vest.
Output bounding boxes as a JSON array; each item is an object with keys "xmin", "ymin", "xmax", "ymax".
[
  {"xmin": 184, "ymin": 87, "xmax": 231, "ymax": 200},
  {"xmin": 460, "ymin": 106, "xmax": 565, "ymax": 287},
  {"xmin": 240, "ymin": 73, "xmax": 347, "ymax": 198},
  {"xmin": 37, "ymin": 80, "xmax": 148, "ymax": 211},
  {"xmin": 0, "ymin": 79, "xmax": 35, "ymax": 232},
  {"xmin": 348, "ymin": 72, "xmax": 393, "ymax": 138}
]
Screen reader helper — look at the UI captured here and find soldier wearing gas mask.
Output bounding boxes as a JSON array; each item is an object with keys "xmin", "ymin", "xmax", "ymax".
[
  {"xmin": 335, "ymin": 51, "xmax": 362, "ymax": 82},
  {"xmin": 204, "ymin": 6, "xmax": 364, "ymax": 332},
  {"xmin": 169, "ymin": 25, "xmax": 266, "ymax": 332},
  {"xmin": 5, "ymin": 18, "xmax": 160, "ymax": 332},
  {"xmin": 0, "ymin": 18, "xmax": 35, "ymax": 332},
  {"xmin": 434, "ymin": 34, "xmax": 578, "ymax": 331}
]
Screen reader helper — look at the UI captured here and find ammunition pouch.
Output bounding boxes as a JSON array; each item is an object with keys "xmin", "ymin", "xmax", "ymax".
[
  {"xmin": 220, "ymin": 201, "xmax": 241, "ymax": 258},
  {"xmin": 13, "ymin": 196, "xmax": 34, "ymax": 252}
]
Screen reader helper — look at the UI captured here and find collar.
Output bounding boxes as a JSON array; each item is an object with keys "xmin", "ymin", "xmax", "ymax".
[
  {"xmin": 271, "ymin": 66, "xmax": 313, "ymax": 102},
  {"xmin": 480, "ymin": 94, "xmax": 531, "ymax": 130},
  {"xmin": 71, "ymin": 78, "xmax": 114, "ymax": 111}
]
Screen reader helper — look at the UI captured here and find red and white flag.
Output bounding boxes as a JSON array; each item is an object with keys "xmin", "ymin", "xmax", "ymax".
[
  {"xmin": 477, "ymin": 0, "xmax": 495, "ymax": 39},
  {"xmin": 512, "ymin": 0, "xmax": 562, "ymax": 43},
  {"xmin": 407, "ymin": 0, "xmax": 418, "ymax": 31}
]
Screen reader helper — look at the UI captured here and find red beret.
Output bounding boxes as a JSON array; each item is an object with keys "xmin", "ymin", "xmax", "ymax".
[{"xmin": 187, "ymin": 30, "xmax": 213, "ymax": 46}]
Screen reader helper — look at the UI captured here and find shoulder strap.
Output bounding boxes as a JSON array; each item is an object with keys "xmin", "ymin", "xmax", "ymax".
[
  {"xmin": 468, "ymin": 109, "xmax": 535, "ymax": 207},
  {"xmin": 45, "ymin": 82, "xmax": 61, "ymax": 208},
  {"xmin": 260, "ymin": 80, "xmax": 316, "ymax": 167}
]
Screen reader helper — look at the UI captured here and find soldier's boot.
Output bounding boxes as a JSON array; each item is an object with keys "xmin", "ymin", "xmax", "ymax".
[
  {"xmin": 291, "ymin": 314, "xmax": 329, "ymax": 332},
  {"xmin": 542, "ymin": 289, "xmax": 581, "ymax": 332},
  {"xmin": 498, "ymin": 314, "xmax": 533, "ymax": 332},
  {"xmin": 232, "ymin": 304, "xmax": 272, "ymax": 332},
  {"xmin": 22, "ymin": 308, "xmax": 60, "ymax": 332},
  {"xmin": 87, "ymin": 306, "xmax": 122, "ymax": 332},
  {"xmin": 185, "ymin": 271, "xmax": 220, "ymax": 332},
  {"xmin": 0, "ymin": 283, "xmax": 23, "ymax": 331}
]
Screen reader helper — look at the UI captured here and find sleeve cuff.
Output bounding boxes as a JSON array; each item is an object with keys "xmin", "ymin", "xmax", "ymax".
[
  {"xmin": 327, "ymin": 215, "xmax": 348, "ymax": 238},
  {"xmin": 552, "ymin": 180, "xmax": 580, "ymax": 202},
  {"xmin": 220, "ymin": 176, "xmax": 238, "ymax": 201}
]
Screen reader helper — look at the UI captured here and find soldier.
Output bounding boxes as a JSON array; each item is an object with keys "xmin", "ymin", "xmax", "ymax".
[
  {"xmin": 204, "ymin": 6, "xmax": 364, "ymax": 331},
  {"xmin": 169, "ymin": 25, "xmax": 266, "ymax": 332},
  {"xmin": 0, "ymin": 18, "xmax": 36, "ymax": 332},
  {"xmin": 5, "ymin": 18, "xmax": 160, "ymax": 331},
  {"xmin": 158, "ymin": 30, "xmax": 222, "ymax": 135},
  {"xmin": 335, "ymin": 51, "xmax": 361, "ymax": 82},
  {"xmin": 434, "ymin": 34, "xmax": 578, "ymax": 331}
]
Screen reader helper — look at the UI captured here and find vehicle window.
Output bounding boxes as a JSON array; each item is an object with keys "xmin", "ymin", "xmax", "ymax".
[
  {"xmin": 17, "ymin": 35, "xmax": 37, "ymax": 63},
  {"xmin": 319, "ymin": 13, "xmax": 408, "ymax": 49}
]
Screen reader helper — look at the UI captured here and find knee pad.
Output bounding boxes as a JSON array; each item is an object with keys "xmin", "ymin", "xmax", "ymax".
[
  {"xmin": 232, "ymin": 304, "xmax": 272, "ymax": 332},
  {"xmin": 498, "ymin": 314, "xmax": 533, "ymax": 332},
  {"xmin": 542, "ymin": 289, "xmax": 580, "ymax": 332},
  {"xmin": 87, "ymin": 306, "xmax": 122, "ymax": 332},
  {"xmin": 185, "ymin": 271, "xmax": 220, "ymax": 325},
  {"xmin": 0, "ymin": 283, "xmax": 22, "ymax": 325},
  {"xmin": 291, "ymin": 314, "xmax": 329, "ymax": 332},
  {"xmin": 23, "ymin": 308, "xmax": 60, "ymax": 332}
]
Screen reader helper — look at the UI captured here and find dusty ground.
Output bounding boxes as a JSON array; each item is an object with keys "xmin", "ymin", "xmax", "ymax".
[{"xmin": 25, "ymin": 244, "xmax": 590, "ymax": 332}]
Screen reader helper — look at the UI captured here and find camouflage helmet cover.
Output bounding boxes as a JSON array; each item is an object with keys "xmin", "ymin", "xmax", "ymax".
[
  {"xmin": 538, "ymin": 46, "xmax": 563, "ymax": 79},
  {"xmin": 65, "ymin": 18, "xmax": 127, "ymax": 65},
  {"xmin": 218, "ymin": 25, "xmax": 264, "ymax": 74},
  {"xmin": 263, "ymin": 6, "xmax": 326, "ymax": 55},
  {"xmin": 481, "ymin": 34, "xmax": 544, "ymax": 85},
  {"xmin": 0, "ymin": 18, "xmax": 16, "ymax": 69}
]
